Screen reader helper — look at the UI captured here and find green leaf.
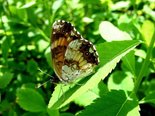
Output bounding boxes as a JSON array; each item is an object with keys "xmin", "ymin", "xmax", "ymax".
[
  {"xmin": 78, "ymin": 90, "xmax": 140, "ymax": 116},
  {"xmin": 99, "ymin": 21, "xmax": 132, "ymax": 41},
  {"xmin": 74, "ymin": 82, "xmax": 108, "ymax": 106},
  {"xmin": 19, "ymin": 1, "xmax": 36, "ymax": 9},
  {"xmin": 0, "ymin": 71, "xmax": 13, "ymax": 88},
  {"xmin": 48, "ymin": 40, "xmax": 140, "ymax": 109},
  {"xmin": 37, "ymin": 39, "xmax": 49, "ymax": 52},
  {"xmin": 122, "ymin": 51, "xmax": 136, "ymax": 76},
  {"xmin": 27, "ymin": 59, "xmax": 38, "ymax": 75},
  {"xmin": 16, "ymin": 88, "xmax": 46, "ymax": 112},
  {"xmin": 111, "ymin": 1, "xmax": 130, "ymax": 10},
  {"xmin": 140, "ymin": 91, "xmax": 155, "ymax": 104},
  {"xmin": 0, "ymin": 99, "xmax": 11, "ymax": 112},
  {"xmin": 134, "ymin": 49, "xmax": 146, "ymax": 59},
  {"xmin": 97, "ymin": 40, "xmax": 140, "ymax": 66},
  {"xmin": 47, "ymin": 109, "xmax": 59, "ymax": 116},
  {"xmin": 48, "ymin": 84, "xmax": 70, "ymax": 109},
  {"xmin": 107, "ymin": 71, "xmax": 134, "ymax": 91},
  {"xmin": 141, "ymin": 20, "xmax": 155, "ymax": 47},
  {"xmin": 80, "ymin": 0, "xmax": 101, "ymax": 4},
  {"xmin": 52, "ymin": 0, "xmax": 64, "ymax": 14},
  {"xmin": 22, "ymin": 112, "xmax": 47, "ymax": 116},
  {"xmin": 60, "ymin": 113, "xmax": 74, "ymax": 116},
  {"xmin": 1, "ymin": 36, "xmax": 12, "ymax": 62}
]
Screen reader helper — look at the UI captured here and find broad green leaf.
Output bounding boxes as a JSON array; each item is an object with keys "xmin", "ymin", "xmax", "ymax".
[
  {"xmin": 99, "ymin": 21, "xmax": 132, "ymax": 41},
  {"xmin": 16, "ymin": 88, "xmax": 46, "ymax": 112},
  {"xmin": 108, "ymin": 71, "xmax": 134, "ymax": 91},
  {"xmin": 0, "ymin": 71, "xmax": 13, "ymax": 88},
  {"xmin": 48, "ymin": 84, "xmax": 70, "ymax": 109},
  {"xmin": 140, "ymin": 91, "xmax": 155, "ymax": 104},
  {"xmin": 48, "ymin": 40, "xmax": 140, "ymax": 109},
  {"xmin": 74, "ymin": 82, "xmax": 108, "ymax": 107},
  {"xmin": 78, "ymin": 90, "xmax": 140, "ymax": 116},
  {"xmin": 141, "ymin": 20, "xmax": 155, "ymax": 47}
]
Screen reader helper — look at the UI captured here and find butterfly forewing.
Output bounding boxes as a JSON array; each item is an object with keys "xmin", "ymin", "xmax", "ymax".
[
  {"xmin": 51, "ymin": 20, "xmax": 81, "ymax": 81},
  {"xmin": 51, "ymin": 20, "xmax": 99, "ymax": 83}
]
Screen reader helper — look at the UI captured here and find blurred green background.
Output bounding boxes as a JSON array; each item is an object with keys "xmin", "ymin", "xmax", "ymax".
[{"xmin": 0, "ymin": 0, "xmax": 155, "ymax": 116}]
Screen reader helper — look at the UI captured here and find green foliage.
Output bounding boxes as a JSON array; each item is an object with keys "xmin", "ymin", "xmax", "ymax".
[
  {"xmin": 16, "ymin": 88, "xmax": 46, "ymax": 112},
  {"xmin": 0, "ymin": 0, "xmax": 155, "ymax": 116},
  {"xmin": 78, "ymin": 90, "xmax": 139, "ymax": 116},
  {"xmin": 0, "ymin": 71, "xmax": 13, "ymax": 88},
  {"xmin": 48, "ymin": 40, "xmax": 140, "ymax": 111}
]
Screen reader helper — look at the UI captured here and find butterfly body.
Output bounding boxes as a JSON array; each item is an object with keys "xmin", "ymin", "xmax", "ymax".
[{"xmin": 51, "ymin": 20, "xmax": 99, "ymax": 83}]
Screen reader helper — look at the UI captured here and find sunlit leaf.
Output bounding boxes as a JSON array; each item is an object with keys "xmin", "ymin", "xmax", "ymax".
[{"xmin": 99, "ymin": 21, "xmax": 132, "ymax": 41}]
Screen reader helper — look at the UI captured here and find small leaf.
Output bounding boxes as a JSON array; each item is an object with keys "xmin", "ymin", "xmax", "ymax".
[
  {"xmin": 141, "ymin": 20, "xmax": 155, "ymax": 47},
  {"xmin": 99, "ymin": 21, "xmax": 132, "ymax": 41},
  {"xmin": 47, "ymin": 109, "xmax": 59, "ymax": 116},
  {"xmin": 111, "ymin": 1, "xmax": 130, "ymax": 10},
  {"xmin": 78, "ymin": 90, "xmax": 140, "ymax": 116},
  {"xmin": 0, "ymin": 71, "xmax": 13, "ymax": 88},
  {"xmin": 19, "ymin": 1, "xmax": 36, "ymax": 9},
  {"xmin": 37, "ymin": 39, "xmax": 49, "ymax": 52},
  {"xmin": 2, "ymin": 36, "xmax": 12, "ymax": 62},
  {"xmin": 16, "ymin": 88, "xmax": 46, "ymax": 112},
  {"xmin": 52, "ymin": 0, "xmax": 64, "ymax": 14},
  {"xmin": 108, "ymin": 71, "xmax": 134, "ymax": 91},
  {"xmin": 27, "ymin": 59, "xmax": 38, "ymax": 75}
]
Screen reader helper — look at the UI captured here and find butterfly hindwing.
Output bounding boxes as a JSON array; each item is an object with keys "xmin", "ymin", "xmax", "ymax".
[{"xmin": 62, "ymin": 39, "xmax": 99, "ymax": 82}]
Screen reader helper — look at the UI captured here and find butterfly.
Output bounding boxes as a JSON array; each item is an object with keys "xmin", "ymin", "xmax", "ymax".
[{"xmin": 51, "ymin": 20, "xmax": 99, "ymax": 84}]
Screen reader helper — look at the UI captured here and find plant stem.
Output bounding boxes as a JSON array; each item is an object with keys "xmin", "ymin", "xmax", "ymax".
[{"xmin": 134, "ymin": 28, "xmax": 155, "ymax": 93}]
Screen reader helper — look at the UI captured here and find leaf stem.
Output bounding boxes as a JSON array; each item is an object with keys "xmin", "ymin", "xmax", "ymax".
[{"xmin": 134, "ymin": 28, "xmax": 155, "ymax": 93}]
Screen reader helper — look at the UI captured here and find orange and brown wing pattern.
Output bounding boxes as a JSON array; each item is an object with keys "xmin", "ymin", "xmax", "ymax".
[
  {"xmin": 61, "ymin": 39, "xmax": 99, "ymax": 83},
  {"xmin": 51, "ymin": 20, "xmax": 82, "ymax": 81}
]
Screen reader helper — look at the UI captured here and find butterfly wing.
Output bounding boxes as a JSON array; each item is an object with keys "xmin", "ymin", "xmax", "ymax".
[
  {"xmin": 62, "ymin": 39, "xmax": 99, "ymax": 83},
  {"xmin": 51, "ymin": 20, "xmax": 81, "ymax": 81}
]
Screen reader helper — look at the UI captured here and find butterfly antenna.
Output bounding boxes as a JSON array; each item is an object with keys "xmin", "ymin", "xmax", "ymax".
[
  {"xmin": 36, "ymin": 79, "xmax": 52, "ymax": 88},
  {"xmin": 36, "ymin": 68, "xmax": 54, "ymax": 88},
  {"xmin": 38, "ymin": 68, "xmax": 54, "ymax": 78}
]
